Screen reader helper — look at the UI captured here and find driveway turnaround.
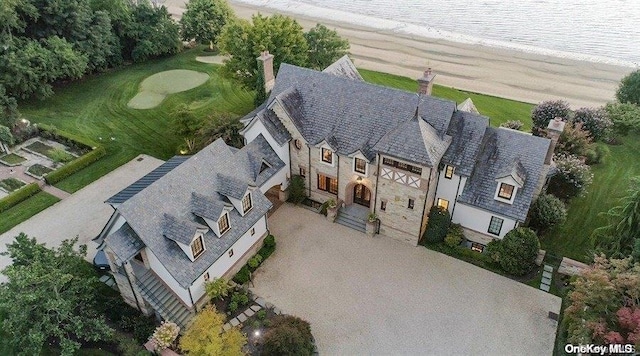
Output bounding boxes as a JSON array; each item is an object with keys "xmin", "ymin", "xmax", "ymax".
[
  {"xmin": 252, "ymin": 204, "xmax": 562, "ymax": 355},
  {"xmin": 0, "ymin": 155, "xmax": 164, "ymax": 281}
]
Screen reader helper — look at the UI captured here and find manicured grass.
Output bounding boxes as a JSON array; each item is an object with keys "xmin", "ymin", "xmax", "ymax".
[
  {"xmin": 25, "ymin": 141, "xmax": 55, "ymax": 156},
  {"xmin": 26, "ymin": 163, "xmax": 53, "ymax": 177},
  {"xmin": 359, "ymin": 69, "xmax": 534, "ymax": 129},
  {"xmin": 0, "ymin": 153, "xmax": 27, "ymax": 165},
  {"xmin": 20, "ymin": 47, "xmax": 254, "ymax": 193},
  {"xmin": 0, "ymin": 178, "xmax": 26, "ymax": 192},
  {"xmin": 541, "ymin": 136, "xmax": 640, "ymax": 262},
  {"xmin": 0, "ymin": 192, "xmax": 60, "ymax": 234}
]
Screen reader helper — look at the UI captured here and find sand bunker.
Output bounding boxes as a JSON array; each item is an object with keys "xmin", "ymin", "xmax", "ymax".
[
  {"xmin": 128, "ymin": 69, "xmax": 209, "ymax": 109},
  {"xmin": 195, "ymin": 55, "xmax": 229, "ymax": 64}
]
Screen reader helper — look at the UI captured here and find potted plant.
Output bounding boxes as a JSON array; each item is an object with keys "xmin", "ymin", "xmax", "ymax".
[
  {"xmin": 326, "ymin": 198, "xmax": 338, "ymax": 222},
  {"xmin": 366, "ymin": 212, "xmax": 378, "ymax": 236}
]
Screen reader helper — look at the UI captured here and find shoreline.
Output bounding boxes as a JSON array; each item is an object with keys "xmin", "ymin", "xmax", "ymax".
[{"xmin": 163, "ymin": 0, "xmax": 633, "ymax": 108}]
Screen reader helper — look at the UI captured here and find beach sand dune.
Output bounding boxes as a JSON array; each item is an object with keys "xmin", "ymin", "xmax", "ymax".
[{"xmin": 163, "ymin": 0, "xmax": 632, "ymax": 108}]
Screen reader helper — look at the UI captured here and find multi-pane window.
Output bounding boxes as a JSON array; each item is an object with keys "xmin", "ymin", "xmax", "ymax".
[
  {"xmin": 317, "ymin": 174, "xmax": 338, "ymax": 194},
  {"xmin": 488, "ymin": 216, "xmax": 504, "ymax": 236},
  {"xmin": 408, "ymin": 198, "xmax": 415, "ymax": 210},
  {"xmin": 218, "ymin": 213, "xmax": 230, "ymax": 234},
  {"xmin": 191, "ymin": 235, "xmax": 205, "ymax": 259},
  {"xmin": 322, "ymin": 148, "xmax": 333, "ymax": 164},
  {"xmin": 445, "ymin": 165, "xmax": 455, "ymax": 179},
  {"xmin": 380, "ymin": 200, "xmax": 387, "ymax": 211},
  {"xmin": 242, "ymin": 193, "xmax": 252, "ymax": 214},
  {"xmin": 437, "ymin": 198, "xmax": 449, "ymax": 210},
  {"xmin": 471, "ymin": 243, "xmax": 485, "ymax": 253},
  {"xmin": 498, "ymin": 183, "xmax": 515, "ymax": 200},
  {"xmin": 382, "ymin": 157, "xmax": 422, "ymax": 175},
  {"xmin": 299, "ymin": 166, "xmax": 306, "ymax": 178},
  {"xmin": 354, "ymin": 158, "xmax": 367, "ymax": 174}
]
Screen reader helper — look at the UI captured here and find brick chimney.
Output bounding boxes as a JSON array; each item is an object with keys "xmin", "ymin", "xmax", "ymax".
[
  {"xmin": 257, "ymin": 51, "xmax": 275, "ymax": 93},
  {"xmin": 544, "ymin": 117, "xmax": 566, "ymax": 164},
  {"xmin": 417, "ymin": 68, "xmax": 436, "ymax": 96}
]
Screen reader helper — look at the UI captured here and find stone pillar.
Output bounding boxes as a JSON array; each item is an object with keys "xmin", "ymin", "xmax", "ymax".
[
  {"xmin": 545, "ymin": 117, "xmax": 566, "ymax": 164},
  {"xmin": 257, "ymin": 51, "xmax": 275, "ymax": 93},
  {"xmin": 417, "ymin": 68, "xmax": 436, "ymax": 96}
]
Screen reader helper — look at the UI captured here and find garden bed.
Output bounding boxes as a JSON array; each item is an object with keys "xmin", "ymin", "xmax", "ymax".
[
  {"xmin": 24, "ymin": 141, "xmax": 75, "ymax": 162},
  {"xmin": 0, "ymin": 153, "xmax": 27, "ymax": 166},
  {"xmin": 0, "ymin": 178, "xmax": 27, "ymax": 193},
  {"xmin": 26, "ymin": 164, "xmax": 53, "ymax": 178}
]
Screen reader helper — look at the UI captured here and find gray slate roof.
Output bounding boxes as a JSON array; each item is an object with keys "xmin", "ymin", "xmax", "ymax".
[
  {"xmin": 442, "ymin": 111, "xmax": 490, "ymax": 176},
  {"xmin": 162, "ymin": 214, "xmax": 207, "ymax": 245},
  {"xmin": 255, "ymin": 109, "xmax": 291, "ymax": 146},
  {"xmin": 264, "ymin": 63, "xmax": 456, "ymax": 161},
  {"xmin": 322, "ymin": 55, "xmax": 364, "ymax": 81},
  {"xmin": 109, "ymin": 134, "xmax": 281, "ymax": 288},
  {"xmin": 104, "ymin": 223, "xmax": 145, "ymax": 264},
  {"xmin": 106, "ymin": 156, "xmax": 189, "ymax": 204},
  {"xmin": 458, "ymin": 127, "xmax": 551, "ymax": 221},
  {"xmin": 191, "ymin": 192, "xmax": 227, "ymax": 221}
]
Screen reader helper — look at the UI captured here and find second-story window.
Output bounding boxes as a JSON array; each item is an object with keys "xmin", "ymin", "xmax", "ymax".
[
  {"xmin": 322, "ymin": 148, "xmax": 333, "ymax": 164},
  {"xmin": 242, "ymin": 193, "xmax": 253, "ymax": 214},
  {"xmin": 218, "ymin": 213, "xmax": 230, "ymax": 234},
  {"xmin": 498, "ymin": 183, "xmax": 515, "ymax": 200},
  {"xmin": 191, "ymin": 235, "xmax": 205, "ymax": 259},
  {"xmin": 354, "ymin": 158, "xmax": 366, "ymax": 174},
  {"xmin": 445, "ymin": 165, "xmax": 455, "ymax": 179}
]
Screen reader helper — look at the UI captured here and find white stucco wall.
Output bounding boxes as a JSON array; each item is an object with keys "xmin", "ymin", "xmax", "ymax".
[
  {"xmin": 189, "ymin": 216, "xmax": 268, "ymax": 303},
  {"xmin": 259, "ymin": 166, "xmax": 289, "ymax": 192},
  {"xmin": 145, "ymin": 248, "xmax": 193, "ymax": 307},
  {"xmin": 452, "ymin": 203, "xmax": 517, "ymax": 239},
  {"xmin": 434, "ymin": 170, "xmax": 466, "ymax": 215}
]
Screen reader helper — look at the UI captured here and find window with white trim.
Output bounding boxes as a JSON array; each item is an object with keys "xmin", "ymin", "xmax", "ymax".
[
  {"xmin": 191, "ymin": 235, "xmax": 205, "ymax": 259},
  {"xmin": 321, "ymin": 148, "xmax": 333, "ymax": 164},
  {"xmin": 437, "ymin": 198, "xmax": 449, "ymax": 210},
  {"xmin": 488, "ymin": 216, "xmax": 504, "ymax": 236},
  {"xmin": 242, "ymin": 193, "xmax": 252, "ymax": 214},
  {"xmin": 498, "ymin": 183, "xmax": 515, "ymax": 200},
  {"xmin": 354, "ymin": 158, "xmax": 366, "ymax": 174},
  {"xmin": 444, "ymin": 165, "xmax": 455, "ymax": 179},
  {"xmin": 218, "ymin": 213, "xmax": 230, "ymax": 234}
]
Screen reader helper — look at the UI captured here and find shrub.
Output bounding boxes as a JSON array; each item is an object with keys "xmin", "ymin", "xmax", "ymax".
[
  {"xmin": 444, "ymin": 223, "xmax": 464, "ymax": 247},
  {"xmin": 259, "ymin": 235, "xmax": 276, "ymax": 260},
  {"xmin": 205, "ymin": 277, "xmax": 231, "ymax": 300},
  {"xmin": 228, "ymin": 301, "xmax": 238, "ymax": 312},
  {"xmin": 500, "ymin": 120, "xmax": 524, "ymax": 131},
  {"xmin": 262, "ymin": 315, "xmax": 314, "ymax": 356},
  {"xmin": 257, "ymin": 309, "xmax": 267, "ymax": 320},
  {"xmin": 45, "ymin": 146, "xmax": 106, "ymax": 184},
  {"xmin": 115, "ymin": 333, "xmax": 149, "ymax": 356},
  {"xmin": 232, "ymin": 265, "xmax": 251, "ymax": 284},
  {"xmin": 149, "ymin": 321, "xmax": 180, "ymax": 351},
  {"xmin": 0, "ymin": 182, "xmax": 41, "ymax": 213},
  {"xmin": 231, "ymin": 291, "xmax": 249, "ymax": 307},
  {"xmin": 179, "ymin": 305, "xmax": 246, "ymax": 355},
  {"xmin": 604, "ymin": 102, "xmax": 640, "ymax": 136},
  {"xmin": 118, "ymin": 314, "xmax": 158, "ymax": 343},
  {"xmin": 288, "ymin": 175, "xmax": 306, "ymax": 204},
  {"xmin": 584, "ymin": 144, "xmax": 609, "ymax": 165},
  {"xmin": 485, "ymin": 227, "xmax": 540, "ymax": 276},
  {"xmin": 48, "ymin": 148, "xmax": 75, "ymax": 163},
  {"xmin": 555, "ymin": 122, "xmax": 593, "ymax": 157},
  {"xmin": 423, "ymin": 206, "xmax": 451, "ymax": 243},
  {"xmin": 571, "ymin": 107, "xmax": 612, "ymax": 141},
  {"xmin": 248, "ymin": 254, "xmax": 263, "ymax": 269},
  {"xmin": 547, "ymin": 153, "xmax": 594, "ymax": 200},
  {"xmin": 531, "ymin": 100, "xmax": 571, "ymax": 132},
  {"xmin": 616, "ymin": 69, "xmax": 640, "ymax": 105},
  {"xmin": 264, "ymin": 234, "xmax": 276, "ymax": 248},
  {"xmin": 37, "ymin": 123, "xmax": 97, "ymax": 151},
  {"xmin": 528, "ymin": 194, "xmax": 567, "ymax": 233}
]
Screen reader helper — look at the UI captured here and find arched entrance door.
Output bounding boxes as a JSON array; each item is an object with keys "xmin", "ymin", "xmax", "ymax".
[{"xmin": 353, "ymin": 184, "xmax": 371, "ymax": 208}]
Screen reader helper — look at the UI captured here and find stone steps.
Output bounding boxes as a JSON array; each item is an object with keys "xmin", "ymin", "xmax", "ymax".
[{"xmin": 335, "ymin": 209, "xmax": 366, "ymax": 233}]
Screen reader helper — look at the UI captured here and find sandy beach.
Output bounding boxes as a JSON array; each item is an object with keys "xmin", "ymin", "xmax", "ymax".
[{"xmin": 163, "ymin": 0, "xmax": 634, "ymax": 108}]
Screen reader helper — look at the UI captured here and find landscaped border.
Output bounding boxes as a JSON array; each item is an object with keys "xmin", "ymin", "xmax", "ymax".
[{"xmin": 0, "ymin": 183, "xmax": 42, "ymax": 213}]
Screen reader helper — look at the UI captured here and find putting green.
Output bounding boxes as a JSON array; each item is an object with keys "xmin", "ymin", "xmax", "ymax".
[{"xmin": 128, "ymin": 69, "xmax": 209, "ymax": 109}]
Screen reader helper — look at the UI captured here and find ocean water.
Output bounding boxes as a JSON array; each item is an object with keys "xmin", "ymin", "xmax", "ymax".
[{"xmin": 234, "ymin": 0, "xmax": 640, "ymax": 67}]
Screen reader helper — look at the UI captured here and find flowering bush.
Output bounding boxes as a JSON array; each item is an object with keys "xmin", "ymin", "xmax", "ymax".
[
  {"xmin": 149, "ymin": 321, "xmax": 180, "ymax": 351},
  {"xmin": 556, "ymin": 122, "xmax": 593, "ymax": 157},
  {"xmin": 500, "ymin": 120, "xmax": 524, "ymax": 131},
  {"xmin": 547, "ymin": 153, "xmax": 594, "ymax": 200},
  {"xmin": 531, "ymin": 100, "xmax": 571, "ymax": 132},
  {"xmin": 571, "ymin": 107, "xmax": 612, "ymax": 141}
]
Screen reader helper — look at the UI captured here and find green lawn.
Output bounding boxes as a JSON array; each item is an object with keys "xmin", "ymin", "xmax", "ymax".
[
  {"xmin": 541, "ymin": 136, "xmax": 640, "ymax": 262},
  {"xmin": 0, "ymin": 192, "xmax": 60, "ymax": 234},
  {"xmin": 359, "ymin": 69, "xmax": 534, "ymax": 128}
]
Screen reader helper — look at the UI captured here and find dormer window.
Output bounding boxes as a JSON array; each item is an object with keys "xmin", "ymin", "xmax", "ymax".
[
  {"xmin": 498, "ymin": 183, "xmax": 515, "ymax": 200},
  {"xmin": 322, "ymin": 148, "xmax": 333, "ymax": 164},
  {"xmin": 242, "ymin": 193, "xmax": 253, "ymax": 214},
  {"xmin": 444, "ymin": 165, "xmax": 455, "ymax": 179},
  {"xmin": 354, "ymin": 158, "xmax": 367, "ymax": 175},
  {"xmin": 191, "ymin": 235, "xmax": 205, "ymax": 259},
  {"xmin": 260, "ymin": 161, "xmax": 270, "ymax": 173},
  {"xmin": 218, "ymin": 213, "xmax": 230, "ymax": 235}
]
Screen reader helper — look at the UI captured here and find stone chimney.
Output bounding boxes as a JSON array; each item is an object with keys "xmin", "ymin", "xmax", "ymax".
[
  {"xmin": 544, "ymin": 117, "xmax": 566, "ymax": 164},
  {"xmin": 417, "ymin": 68, "xmax": 436, "ymax": 96},
  {"xmin": 257, "ymin": 50, "xmax": 275, "ymax": 93}
]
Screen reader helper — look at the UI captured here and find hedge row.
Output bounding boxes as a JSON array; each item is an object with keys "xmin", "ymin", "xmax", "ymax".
[
  {"xmin": 45, "ymin": 146, "xmax": 107, "ymax": 185},
  {"xmin": 0, "ymin": 183, "xmax": 42, "ymax": 213},
  {"xmin": 37, "ymin": 123, "xmax": 99, "ymax": 151}
]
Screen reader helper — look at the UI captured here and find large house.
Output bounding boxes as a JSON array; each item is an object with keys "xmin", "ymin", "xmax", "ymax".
[{"xmin": 97, "ymin": 53, "xmax": 556, "ymax": 327}]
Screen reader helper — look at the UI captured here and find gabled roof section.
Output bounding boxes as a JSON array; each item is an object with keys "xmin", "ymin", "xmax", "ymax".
[
  {"xmin": 442, "ymin": 111, "xmax": 490, "ymax": 176},
  {"xmin": 322, "ymin": 55, "xmax": 364, "ymax": 81},
  {"xmin": 458, "ymin": 127, "xmax": 551, "ymax": 221},
  {"xmin": 496, "ymin": 158, "xmax": 527, "ymax": 187},
  {"xmin": 258, "ymin": 109, "xmax": 291, "ymax": 145},
  {"xmin": 374, "ymin": 115, "xmax": 451, "ymax": 167},
  {"xmin": 191, "ymin": 192, "xmax": 227, "ymax": 221},
  {"xmin": 104, "ymin": 223, "xmax": 144, "ymax": 265},
  {"xmin": 106, "ymin": 156, "xmax": 190, "ymax": 204},
  {"xmin": 216, "ymin": 174, "xmax": 250, "ymax": 200},
  {"xmin": 457, "ymin": 98, "xmax": 479, "ymax": 114},
  {"xmin": 162, "ymin": 214, "xmax": 207, "ymax": 245}
]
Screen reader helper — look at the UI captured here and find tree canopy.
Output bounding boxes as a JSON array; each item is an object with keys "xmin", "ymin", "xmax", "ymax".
[
  {"xmin": 617, "ymin": 69, "xmax": 640, "ymax": 106},
  {"xmin": 180, "ymin": 0, "xmax": 234, "ymax": 49},
  {"xmin": 0, "ymin": 234, "xmax": 113, "ymax": 355},
  {"xmin": 304, "ymin": 24, "xmax": 350, "ymax": 70}
]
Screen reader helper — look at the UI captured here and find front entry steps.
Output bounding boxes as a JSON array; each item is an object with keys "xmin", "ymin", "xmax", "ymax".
[
  {"xmin": 335, "ymin": 205, "xmax": 368, "ymax": 233},
  {"xmin": 539, "ymin": 265, "xmax": 553, "ymax": 292}
]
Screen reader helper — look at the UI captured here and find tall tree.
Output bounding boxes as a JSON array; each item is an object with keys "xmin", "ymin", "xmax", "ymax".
[
  {"xmin": 179, "ymin": 305, "xmax": 246, "ymax": 355},
  {"xmin": 617, "ymin": 69, "xmax": 640, "ymax": 106},
  {"xmin": 129, "ymin": 2, "xmax": 181, "ymax": 62},
  {"xmin": 180, "ymin": 0, "xmax": 234, "ymax": 50},
  {"xmin": 219, "ymin": 14, "xmax": 308, "ymax": 89},
  {"xmin": 0, "ymin": 234, "xmax": 113, "ymax": 355},
  {"xmin": 605, "ymin": 102, "xmax": 640, "ymax": 136},
  {"xmin": 171, "ymin": 105, "xmax": 202, "ymax": 153},
  {"xmin": 304, "ymin": 24, "xmax": 350, "ymax": 70},
  {"xmin": 0, "ymin": 85, "xmax": 19, "ymax": 127}
]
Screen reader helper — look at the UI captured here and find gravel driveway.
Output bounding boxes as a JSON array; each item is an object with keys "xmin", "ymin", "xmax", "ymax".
[
  {"xmin": 252, "ymin": 204, "xmax": 562, "ymax": 355},
  {"xmin": 0, "ymin": 155, "xmax": 164, "ymax": 281}
]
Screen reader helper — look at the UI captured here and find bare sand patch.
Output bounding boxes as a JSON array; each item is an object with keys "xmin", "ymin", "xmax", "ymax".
[
  {"xmin": 128, "ymin": 69, "xmax": 209, "ymax": 109},
  {"xmin": 195, "ymin": 55, "xmax": 229, "ymax": 64}
]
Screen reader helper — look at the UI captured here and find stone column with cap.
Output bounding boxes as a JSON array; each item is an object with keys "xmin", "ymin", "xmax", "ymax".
[
  {"xmin": 257, "ymin": 50, "xmax": 275, "ymax": 93},
  {"xmin": 545, "ymin": 117, "xmax": 566, "ymax": 164},
  {"xmin": 417, "ymin": 68, "xmax": 436, "ymax": 96}
]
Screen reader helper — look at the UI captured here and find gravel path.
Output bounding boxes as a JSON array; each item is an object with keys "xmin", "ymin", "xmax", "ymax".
[
  {"xmin": 252, "ymin": 204, "xmax": 562, "ymax": 355},
  {"xmin": 0, "ymin": 155, "xmax": 164, "ymax": 281}
]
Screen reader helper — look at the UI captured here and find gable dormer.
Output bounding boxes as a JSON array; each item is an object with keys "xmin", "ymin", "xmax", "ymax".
[
  {"xmin": 162, "ymin": 214, "xmax": 208, "ymax": 261},
  {"xmin": 494, "ymin": 159, "xmax": 526, "ymax": 204},
  {"xmin": 190, "ymin": 192, "xmax": 233, "ymax": 238}
]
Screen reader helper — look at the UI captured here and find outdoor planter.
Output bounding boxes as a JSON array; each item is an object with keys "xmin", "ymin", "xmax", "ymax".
[
  {"xmin": 366, "ymin": 213, "xmax": 378, "ymax": 236},
  {"xmin": 326, "ymin": 199, "xmax": 338, "ymax": 222}
]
